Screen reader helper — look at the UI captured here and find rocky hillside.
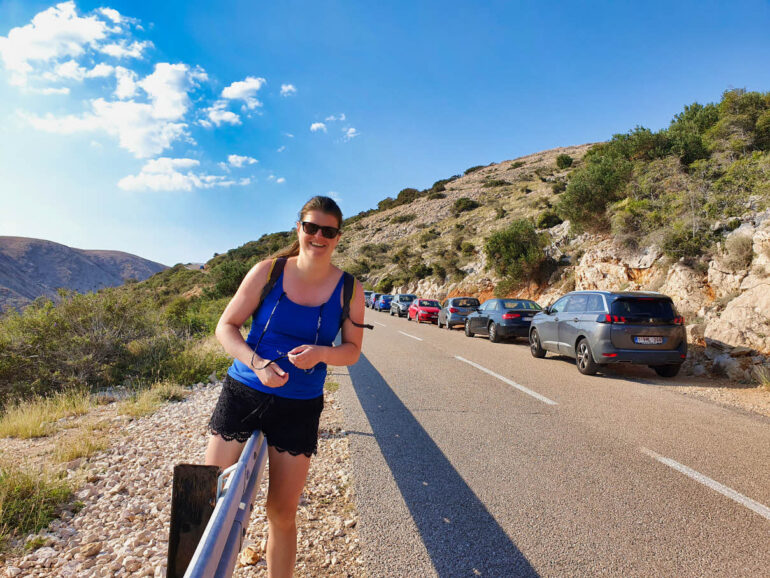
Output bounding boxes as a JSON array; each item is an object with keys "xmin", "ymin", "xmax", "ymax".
[{"xmin": 0, "ymin": 237, "xmax": 168, "ymax": 311}]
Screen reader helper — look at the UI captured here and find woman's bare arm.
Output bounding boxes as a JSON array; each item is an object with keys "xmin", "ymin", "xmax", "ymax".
[{"xmin": 215, "ymin": 260, "xmax": 289, "ymax": 387}]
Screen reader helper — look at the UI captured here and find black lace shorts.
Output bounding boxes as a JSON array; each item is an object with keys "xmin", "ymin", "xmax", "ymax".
[{"xmin": 208, "ymin": 374, "xmax": 324, "ymax": 457}]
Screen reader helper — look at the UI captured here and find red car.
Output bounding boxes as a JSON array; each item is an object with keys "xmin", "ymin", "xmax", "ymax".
[{"xmin": 408, "ymin": 298, "xmax": 441, "ymax": 324}]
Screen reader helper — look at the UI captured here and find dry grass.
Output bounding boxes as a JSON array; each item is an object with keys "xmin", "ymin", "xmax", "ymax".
[
  {"xmin": 753, "ymin": 365, "xmax": 770, "ymax": 391},
  {"xmin": 0, "ymin": 389, "xmax": 93, "ymax": 439},
  {"xmin": 117, "ymin": 380, "xmax": 189, "ymax": 418},
  {"xmin": 0, "ymin": 460, "xmax": 71, "ymax": 551},
  {"xmin": 53, "ymin": 426, "xmax": 110, "ymax": 463}
]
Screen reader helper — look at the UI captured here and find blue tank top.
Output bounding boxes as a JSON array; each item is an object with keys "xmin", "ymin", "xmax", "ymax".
[{"xmin": 227, "ymin": 270, "xmax": 344, "ymax": 399}]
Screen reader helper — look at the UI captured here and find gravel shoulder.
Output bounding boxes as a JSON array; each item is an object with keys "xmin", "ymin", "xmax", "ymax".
[{"xmin": 0, "ymin": 378, "xmax": 364, "ymax": 577}]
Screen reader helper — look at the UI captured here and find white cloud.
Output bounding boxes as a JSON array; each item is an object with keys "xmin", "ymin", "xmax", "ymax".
[
  {"xmin": 47, "ymin": 59, "xmax": 114, "ymax": 81},
  {"xmin": 138, "ymin": 62, "xmax": 201, "ymax": 120},
  {"xmin": 343, "ymin": 127, "xmax": 360, "ymax": 140},
  {"xmin": 325, "ymin": 113, "xmax": 346, "ymax": 122},
  {"xmin": 37, "ymin": 86, "xmax": 70, "ymax": 95},
  {"xmin": 117, "ymin": 157, "xmax": 243, "ymax": 192},
  {"xmin": 114, "ymin": 66, "xmax": 137, "ymax": 98},
  {"xmin": 222, "ymin": 76, "xmax": 265, "ymax": 109},
  {"xmin": 310, "ymin": 122, "xmax": 326, "ymax": 133},
  {"xmin": 0, "ymin": 1, "xmax": 111, "ymax": 87},
  {"xmin": 227, "ymin": 154, "xmax": 257, "ymax": 167},
  {"xmin": 98, "ymin": 8, "xmax": 123, "ymax": 24},
  {"xmin": 326, "ymin": 191, "xmax": 342, "ymax": 202},
  {"xmin": 284, "ymin": 132, "xmax": 294, "ymax": 138},
  {"xmin": 277, "ymin": 145, "xmax": 286, "ymax": 152},
  {"xmin": 276, "ymin": 177, "xmax": 285, "ymax": 184},
  {"xmin": 99, "ymin": 40, "xmax": 153, "ymax": 59},
  {"xmin": 202, "ymin": 100, "xmax": 240, "ymax": 127},
  {"xmin": 280, "ymin": 83, "xmax": 296, "ymax": 96}
]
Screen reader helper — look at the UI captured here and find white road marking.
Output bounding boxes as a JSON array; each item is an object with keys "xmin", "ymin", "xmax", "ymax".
[
  {"xmin": 641, "ymin": 447, "xmax": 770, "ymax": 522},
  {"xmin": 371, "ymin": 321, "xmax": 387, "ymax": 327},
  {"xmin": 454, "ymin": 356, "xmax": 558, "ymax": 405},
  {"xmin": 398, "ymin": 331, "xmax": 423, "ymax": 341}
]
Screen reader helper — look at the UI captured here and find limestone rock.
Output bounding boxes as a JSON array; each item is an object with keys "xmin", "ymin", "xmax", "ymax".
[
  {"xmin": 705, "ymin": 283, "xmax": 770, "ymax": 355},
  {"xmin": 659, "ymin": 263, "xmax": 710, "ymax": 317},
  {"xmin": 239, "ymin": 544, "xmax": 262, "ymax": 566}
]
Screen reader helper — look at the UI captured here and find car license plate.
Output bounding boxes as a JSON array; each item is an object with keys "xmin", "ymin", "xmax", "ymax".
[
  {"xmin": 634, "ymin": 336, "xmax": 664, "ymax": 344},
  {"xmin": 523, "ymin": 316, "xmax": 533, "ymax": 321}
]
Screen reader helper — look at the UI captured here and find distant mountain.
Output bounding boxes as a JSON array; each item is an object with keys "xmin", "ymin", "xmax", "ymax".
[{"xmin": 0, "ymin": 237, "xmax": 168, "ymax": 311}]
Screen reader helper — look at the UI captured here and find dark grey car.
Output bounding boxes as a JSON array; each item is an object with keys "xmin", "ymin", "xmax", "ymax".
[
  {"xmin": 389, "ymin": 293, "xmax": 416, "ymax": 317},
  {"xmin": 529, "ymin": 291, "xmax": 687, "ymax": 376},
  {"xmin": 437, "ymin": 296, "xmax": 480, "ymax": 329},
  {"xmin": 464, "ymin": 298, "xmax": 542, "ymax": 342}
]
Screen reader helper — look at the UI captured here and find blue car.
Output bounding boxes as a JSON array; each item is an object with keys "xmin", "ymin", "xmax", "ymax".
[
  {"xmin": 464, "ymin": 298, "xmax": 542, "ymax": 342},
  {"xmin": 374, "ymin": 294, "xmax": 393, "ymax": 311}
]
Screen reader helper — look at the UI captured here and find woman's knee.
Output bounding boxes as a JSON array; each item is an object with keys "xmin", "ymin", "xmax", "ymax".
[{"xmin": 266, "ymin": 498, "xmax": 298, "ymax": 529}]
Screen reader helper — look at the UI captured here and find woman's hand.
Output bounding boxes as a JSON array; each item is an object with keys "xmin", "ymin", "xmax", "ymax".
[
  {"xmin": 252, "ymin": 362, "xmax": 289, "ymax": 388},
  {"xmin": 287, "ymin": 344, "xmax": 327, "ymax": 370}
]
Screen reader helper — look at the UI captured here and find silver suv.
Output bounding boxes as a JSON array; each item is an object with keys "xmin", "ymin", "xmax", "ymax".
[
  {"xmin": 528, "ymin": 291, "xmax": 686, "ymax": 376},
  {"xmin": 390, "ymin": 293, "xmax": 416, "ymax": 317}
]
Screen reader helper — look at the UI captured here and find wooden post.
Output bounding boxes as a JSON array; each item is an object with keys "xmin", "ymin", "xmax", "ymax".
[{"xmin": 167, "ymin": 464, "xmax": 219, "ymax": 578}]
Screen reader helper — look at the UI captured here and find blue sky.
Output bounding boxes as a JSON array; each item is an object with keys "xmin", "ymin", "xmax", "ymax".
[{"xmin": 1, "ymin": 0, "xmax": 769, "ymax": 266}]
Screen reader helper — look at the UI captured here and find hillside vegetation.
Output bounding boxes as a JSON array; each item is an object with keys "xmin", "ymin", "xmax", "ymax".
[{"xmin": 1, "ymin": 88, "xmax": 769, "ymax": 403}]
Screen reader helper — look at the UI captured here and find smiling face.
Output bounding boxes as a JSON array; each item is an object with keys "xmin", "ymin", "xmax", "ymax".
[{"xmin": 296, "ymin": 209, "xmax": 341, "ymax": 258}]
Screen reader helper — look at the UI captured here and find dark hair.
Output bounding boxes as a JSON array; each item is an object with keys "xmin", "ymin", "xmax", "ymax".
[{"xmin": 273, "ymin": 196, "xmax": 343, "ymax": 258}]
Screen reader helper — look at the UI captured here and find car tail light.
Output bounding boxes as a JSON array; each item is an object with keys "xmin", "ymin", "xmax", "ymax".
[
  {"xmin": 448, "ymin": 307, "xmax": 458, "ymax": 313},
  {"xmin": 602, "ymin": 353, "xmax": 618, "ymax": 357},
  {"xmin": 502, "ymin": 312, "xmax": 521, "ymax": 320},
  {"xmin": 673, "ymin": 316, "xmax": 685, "ymax": 325},
  {"xmin": 597, "ymin": 314, "xmax": 626, "ymax": 323}
]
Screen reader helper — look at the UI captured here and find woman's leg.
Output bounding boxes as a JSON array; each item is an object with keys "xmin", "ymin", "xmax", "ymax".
[
  {"xmin": 204, "ymin": 434, "xmax": 246, "ymax": 469},
  {"xmin": 265, "ymin": 446, "xmax": 311, "ymax": 578}
]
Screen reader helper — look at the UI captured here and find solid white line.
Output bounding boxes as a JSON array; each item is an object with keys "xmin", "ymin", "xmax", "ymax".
[
  {"xmin": 371, "ymin": 321, "xmax": 386, "ymax": 327},
  {"xmin": 641, "ymin": 447, "xmax": 770, "ymax": 522},
  {"xmin": 398, "ymin": 330, "xmax": 423, "ymax": 341},
  {"xmin": 454, "ymin": 356, "xmax": 557, "ymax": 405}
]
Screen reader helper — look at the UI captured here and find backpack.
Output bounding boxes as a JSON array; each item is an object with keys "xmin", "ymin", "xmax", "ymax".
[{"xmin": 253, "ymin": 257, "xmax": 373, "ymax": 330}]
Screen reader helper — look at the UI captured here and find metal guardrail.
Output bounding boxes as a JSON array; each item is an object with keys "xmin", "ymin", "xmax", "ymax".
[{"xmin": 183, "ymin": 431, "xmax": 269, "ymax": 577}]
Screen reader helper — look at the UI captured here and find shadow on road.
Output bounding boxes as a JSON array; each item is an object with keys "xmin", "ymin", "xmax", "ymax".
[{"xmin": 348, "ymin": 353, "xmax": 539, "ymax": 577}]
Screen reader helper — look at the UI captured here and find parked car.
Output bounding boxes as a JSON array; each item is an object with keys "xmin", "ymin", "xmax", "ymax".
[
  {"xmin": 464, "ymin": 298, "xmax": 541, "ymax": 342},
  {"xmin": 390, "ymin": 293, "xmax": 417, "ymax": 317},
  {"xmin": 374, "ymin": 294, "xmax": 393, "ymax": 312},
  {"xmin": 364, "ymin": 290, "xmax": 373, "ymax": 306},
  {"xmin": 408, "ymin": 298, "xmax": 441, "ymax": 323},
  {"xmin": 528, "ymin": 291, "xmax": 687, "ymax": 377},
  {"xmin": 366, "ymin": 293, "xmax": 381, "ymax": 308},
  {"xmin": 438, "ymin": 296, "xmax": 480, "ymax": 329}
]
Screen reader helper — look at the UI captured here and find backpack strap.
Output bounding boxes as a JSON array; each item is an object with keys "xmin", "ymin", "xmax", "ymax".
[
  {"xmin": 252, "ymin": 257, "xmax": 287, "ymax": 320},
  {"xmin": 341, "ymin": 272, "xmax": 373, "ymax": 330}
]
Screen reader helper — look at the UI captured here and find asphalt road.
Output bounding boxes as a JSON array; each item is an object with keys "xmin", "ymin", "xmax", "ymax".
[{"xmin": 336, "ymin": 309, "xmax": 770, "ymax": 577}]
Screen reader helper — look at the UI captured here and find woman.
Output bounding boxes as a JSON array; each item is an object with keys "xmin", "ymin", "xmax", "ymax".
[{"xmin": 205, "ymin": 196, "xmax": 365, "ymax": 577}]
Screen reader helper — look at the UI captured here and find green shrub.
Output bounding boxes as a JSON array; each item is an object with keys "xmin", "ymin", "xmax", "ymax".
[
  {"xmin": 427, "ymin": 191, "xmax": 446, "ymax": 200},
  {"xmin": 484, "ymin": 220, "xmax": 547, "ymax": 284},
  {"xmin": 483, "ymin": 179, "xmax": 511, "ymax": 188},
  {"xmin": 556, "ymin": 154, "xmax": 573, "ymax": 169},
  {"xmin": 464, "ymin": 165, "xmax": 485, "ymax": 175},
  {"xmin": 461, "ymin": 242, "xmax": 475, "ymax": 255},
  {"xmin": 419, "ymin": 229, "xmax": 440, "ymax": 244},
  {"xmin": 551, "ymin": 181, "xmax": 566, "ymax": 194},
  {"xmin": 375, "ymin": 277, "xmax": 394, "ymax": 293},
  {"xmin": 431, "ymin": 263, "xmax": 446, "ymax": 280},
  {"xmin": 721, "ymin": 234, "xmax": 754, "ymax": 270},
  {"xmin": 495, "ymin": 206, "xmax": 507, "ymax": 219},
  {"xmin": 536, "ymin": 211, "xmax": 563, "ymax": 229},
  {"xmin": 510, "ymin": 161, "xmax": 525, "ymax": 169},
  {"xmin": 348, "ymin": 259, "xmax": 371, "ymax": 278},
  {"xmin": 207, "ymin": 260, "xmax": 250, "ymax": 298},
  {"xmin": 453, "ymin": 197, "xmax": 480, "ymax": 215},
  {"xmin": 410, "ymin": 262, "xmax": 432, "ymax": 279},
  {"xmin": 391, "ymin": 214, "xmax": 416, "ymax": 224},
  {"xmin": 662, "ymin": 223, "xmax": 714, "ymax": 260}
]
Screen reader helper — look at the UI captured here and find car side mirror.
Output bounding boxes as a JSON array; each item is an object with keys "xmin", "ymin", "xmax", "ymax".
[{"xmin": 544, "ymin": 306, "xmax": 552, "ymax": 314}]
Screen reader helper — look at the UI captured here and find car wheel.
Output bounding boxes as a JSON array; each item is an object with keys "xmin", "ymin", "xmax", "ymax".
[
  {"xmin": 576, "ymin": 339, "xmax": 598, "ymax": 375},
  {"xmin": 652, "ymin": 364, "xmax": 681, "ymax": 378},
  {"xmin": 489, "ymin": 322, "xmax": 500, "ymax": 343},
  {"xmin": 446, "ymin": 319, "xmax": 452, "ymax": 331},
  {"xmin": 529, "ymin": 329, "xmax": 546, "ymax": 358},
  {"xmin": 437, "ymin": 318, "xmax": 443, "ymax": 328},
  {"xmin": 465, "ymin": 320, "xmax": 474, "ymax": 337}
]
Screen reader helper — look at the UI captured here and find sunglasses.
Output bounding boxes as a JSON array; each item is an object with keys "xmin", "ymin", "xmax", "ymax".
[{"xmin": 300, "ymin": 221, "xmax": 340, "ymax": 239}]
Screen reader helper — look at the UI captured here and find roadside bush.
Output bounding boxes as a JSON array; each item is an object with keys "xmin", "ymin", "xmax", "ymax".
[
  {"xmin": 662, "ymin": 223, "xmax": 714, "ymax": 260},
  {"xmin": 410, "ymin": 262, "xmax": 433, "ymax": 279},
  {"xmin": 375, "ymin": 277, "xmax": 394, "ymax": 293},
  {"xmin": 484, "ymin": 220, "xmax": 547, "ymax": 284},
  {"xmin": 348, "ymin": 259, "xmax": 371, "ymax": 278},
  {"xmin": 207, "ymin": 260, "xmax": 250, "ymax": 298},
  {"xmin": 453, "ymin": 197, "xmax": 480, "ymax": 215},
  {"xmin": 556, "ymin": 154, "xmax": 573, "ymax": 169}
]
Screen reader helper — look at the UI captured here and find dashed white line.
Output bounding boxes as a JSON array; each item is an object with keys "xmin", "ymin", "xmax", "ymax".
[
  {"xmin": 398, "ymin": 331, "xmax": 423, "ymax": 341},
  {"xmin": 454, "ymin": 356, "xmax": 557, "ymax": 405},
  {"xmin": 641, "ymin": 447, "xmax": 770, "ymax": 522},
  {"xmin": 371, "ymin": 320, "xmax": 387, "ymax": 327}
]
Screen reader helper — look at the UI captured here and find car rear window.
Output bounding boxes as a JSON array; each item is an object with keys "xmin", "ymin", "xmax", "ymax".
[
  {"xmin": 502, "ymin": 300, "xmax": 541, "ymax": 310},
  {"xmin": 400, "ymin": 295, "xmax": 415, "ymax": 302},
  {"xmin": 453, "ymin": 298, "xmax": 480, "ymax": 307},
  {"xmin": 611, "ymin": 298, "xmax": 676, "ymax": 320},
  {"xmin": 419, "ymin": 300, "xmax": 440, "ymax": 307}
]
